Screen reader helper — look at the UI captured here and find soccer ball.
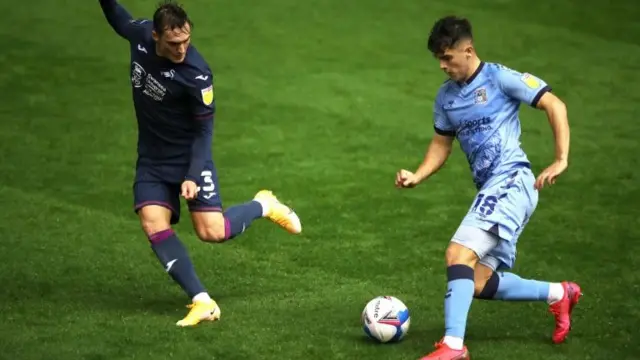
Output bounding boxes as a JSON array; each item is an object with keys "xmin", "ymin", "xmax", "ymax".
[{"xmin": 361, "ymin": 296, "xmax": 410, "ymax": 343}]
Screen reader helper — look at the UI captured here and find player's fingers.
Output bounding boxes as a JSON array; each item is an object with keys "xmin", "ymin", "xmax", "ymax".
[
  {"xmin": 538, "ymin": 174, "xmax": 547, "ymax": 189},
  {"xmin": 539, "ymin": 173, "xmax": 550, "ymax": 189},
  {"xmin": 534, "ymin": 173, "xmax": 545, "ymax": 190},
  {"xmin": 182, "ymin": 185, "xmax": 194, "ymax": 199},
  {"xmin": 402, "ymin": 178, "xmax": 414, "ymax": 188}
]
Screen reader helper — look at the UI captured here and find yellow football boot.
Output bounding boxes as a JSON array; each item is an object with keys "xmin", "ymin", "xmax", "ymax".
[
  {"xmin": 254, "ymin": 190, "xmax": 302, "ymax": 234},
  {"xmin": 176, "ymin": 299, "xmax": 221, "ymax": 327}
]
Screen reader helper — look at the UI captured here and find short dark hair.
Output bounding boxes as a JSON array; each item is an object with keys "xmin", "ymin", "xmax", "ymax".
[
  {"xmin": 153, "ymin": 0, "xmax": 193, "ymax": 35},
  {"xmin": 427, "ymin": 16, "xmax": 473, "ymax": 55}
]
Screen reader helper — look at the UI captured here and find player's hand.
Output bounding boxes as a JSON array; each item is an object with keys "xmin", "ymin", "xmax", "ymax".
[
  {"xmin": 395, "ymin": 169, "xmax": 420, "ymax": 188},
  {"xmin": 181, "ymin": 180, "xmax": 199, "ymax": 200},
  {"xmin": 535, "ymin": 159, "xmax": 568, "ymax": 190}
]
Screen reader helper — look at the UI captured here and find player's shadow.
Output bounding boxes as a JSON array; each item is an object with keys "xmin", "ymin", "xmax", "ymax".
[
  {"xmin": 348, "ymin": 327, "xmax": 442, "ymax": 350},
  {"xmin": 96, "ymin": 284, "xmax": 237, "ymax": 317},
  {"xmin": 466, "ymin": 325, "xmax": 552, "ymax": 344},
  {"xmin": 12, "ymin": 276, "xmax": 235, "ymax": 318}
]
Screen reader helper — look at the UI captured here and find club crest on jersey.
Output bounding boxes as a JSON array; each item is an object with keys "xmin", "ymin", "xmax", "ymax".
[
  {"xmin": 131, "ymin": 62, "xmax": 146, "ymax": 88},
  {"xmin": 201, "ymin": 85, "xmax": 214, "ymax": 105},
  {"xmin": 161, "ymin": 69, "xmax": 175, "ymax": 79},
  {"xmin": 520, "ymin": 73, "xmax": 540, "ymax": 89},
  {"xmin": 474, "ymin": 87, "xmax": 488, "ymax": 104}
]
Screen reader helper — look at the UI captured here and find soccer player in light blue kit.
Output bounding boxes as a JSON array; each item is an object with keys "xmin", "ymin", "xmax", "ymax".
[{"xmin": 395, "ymin": 16, "xmax": 582, "ymax": 360}]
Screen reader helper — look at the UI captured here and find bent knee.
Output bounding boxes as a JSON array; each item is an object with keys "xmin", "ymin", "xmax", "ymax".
[
  {"xmin": 193, "ymin": 218, "xmax": 226, "ymax": 243},
  {"xmin": 474, "ymin": 264, "xmax": 498, "ymax": 298},
  {"xmin": 474, "ymin": 279, "xmax": 488, "ymax": 296},
  {"xmin": 445, "ymin": 242, "xmax": 479, "ymax": 267},
  {"xmin": 139, "ymin": 206, "xmax": 172, "ymax": 236}
]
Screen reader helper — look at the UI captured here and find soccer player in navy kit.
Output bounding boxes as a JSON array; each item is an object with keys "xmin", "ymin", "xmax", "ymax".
[{"xmin": 99, "ymin": 0, "xmax": 302, "ymax": 327}]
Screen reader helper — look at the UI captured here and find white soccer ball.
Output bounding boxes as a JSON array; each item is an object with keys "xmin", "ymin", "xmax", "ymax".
[{"xmin": 361, "ymin": 296, "xmax": 411, "ymax": 343}]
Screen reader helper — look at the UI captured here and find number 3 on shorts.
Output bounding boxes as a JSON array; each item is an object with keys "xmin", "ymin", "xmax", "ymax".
[{"xmin": 200, "ymin": 170, "xmax": 216, "ymax": 199}]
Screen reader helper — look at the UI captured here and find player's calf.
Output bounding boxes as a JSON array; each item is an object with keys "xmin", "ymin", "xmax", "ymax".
[
  {"xmin": 138, "ymin": 205, "xmax": 210, "ymax": 302},
  {"xmin": 191, "ymin": 200, "xmax": 264, "ymax": 243},
  {"xmin": 435, "ymin": 226, "xmax": 499, "ymax": 353},
  {"xmin": 473, "ymin": 261, "xmax": 564, "ymax": 303},
  {"xmin": 471, "ymin": 261, "xmax": 582, "ymax": 344},
  {"xmin": 439, "ymin": 242, "xmax": 480, "ymax": 351},
  {"xmin": 192, "ymin": 211, "xmax": 227, "ymax": 243},
  {"xmin": 472, "ymin": 262, "xmax": 496, "ymax": 298}
]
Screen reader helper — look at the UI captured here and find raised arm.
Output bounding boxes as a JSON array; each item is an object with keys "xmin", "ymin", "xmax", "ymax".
[{"xmin": 99, "ymin": 0, "xmax": 144, "ymax": 40}]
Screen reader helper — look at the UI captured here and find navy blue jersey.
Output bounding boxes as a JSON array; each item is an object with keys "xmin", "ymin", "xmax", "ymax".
[{"xmin": 99, "ymin": 0, "xmax": 215, "ymax": 182}]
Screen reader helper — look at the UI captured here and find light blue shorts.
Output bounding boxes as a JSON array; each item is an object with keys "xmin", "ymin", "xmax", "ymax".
[{"xmin": 451, "ymin": 167, "xmax": 538, "ymax": 270}]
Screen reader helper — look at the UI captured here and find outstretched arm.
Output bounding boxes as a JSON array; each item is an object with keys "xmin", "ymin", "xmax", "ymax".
[{"xmin": 98, "ymin": 0, "xmax": 140, "ymax": 40}]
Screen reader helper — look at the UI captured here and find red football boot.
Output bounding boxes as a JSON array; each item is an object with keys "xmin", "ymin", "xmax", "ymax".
[
  {"xmin": 418, "ymin": 339, "xmax": 470, "ymax": 360},
  {"xmin": 549, "ymin": 281, "xmax": 582, "ymax": 343}
]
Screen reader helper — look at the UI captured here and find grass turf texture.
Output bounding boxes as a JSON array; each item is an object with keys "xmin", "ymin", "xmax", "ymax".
[{"xmin": 1, "ymin": 0, "xmax": 639, "ymax": 359}]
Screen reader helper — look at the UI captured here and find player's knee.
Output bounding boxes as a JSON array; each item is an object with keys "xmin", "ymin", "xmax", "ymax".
[
  {"xmin": 138, "ymin": 206, "xmax": 172, "ymax": 236},
  {"xmin": 474, "ymin": 276, "xmax": 490, "ymax": 296},
  {"xmin": 474, "ymin": 264, "xmax": 499, "ymax": 298},
  {"xmin": 445, "ymin": 242, "xmax": 479, "ymax": 267},
  {"xmin": 195, "ymin": 226, "xmax": 226, "ymax": 243},
  {"xmin": 192, "ymin": 213, "xmax": 226, "ymax": 243}
]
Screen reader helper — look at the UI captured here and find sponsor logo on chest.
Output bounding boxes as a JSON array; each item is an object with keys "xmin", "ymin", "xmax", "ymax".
[{"xmin": 131, "ymin": 61, "xmax": 170, "ymax": 102}]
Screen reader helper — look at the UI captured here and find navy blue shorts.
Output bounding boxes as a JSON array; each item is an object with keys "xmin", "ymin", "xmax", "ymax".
[{"xmin": 133, "ymin": 160, "xmax": 223, "ymax": 224}]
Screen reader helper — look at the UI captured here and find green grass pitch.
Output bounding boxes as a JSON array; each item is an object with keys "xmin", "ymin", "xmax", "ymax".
[{"xmin": 1, "ymin": 0, "xmax": 639, "ymax": 359}]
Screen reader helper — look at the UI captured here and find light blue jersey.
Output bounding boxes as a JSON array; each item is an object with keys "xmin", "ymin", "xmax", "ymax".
[
  {"xmin": 435, "ymin": 62, "xmax": 551, "ymax": 270},
  {"xmin": 434, "ymin": 62, "xmax": 551, "ymax": 189}
]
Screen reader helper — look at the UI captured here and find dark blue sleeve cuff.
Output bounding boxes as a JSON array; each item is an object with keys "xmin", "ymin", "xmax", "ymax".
[{"xmin": 434, "ymin": 126, "xmax": 456, "ymax": 137}]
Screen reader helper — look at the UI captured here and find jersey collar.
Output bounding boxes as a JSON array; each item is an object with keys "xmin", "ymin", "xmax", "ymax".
[{"xmin": 464, "ymin": 61, "xmax": 485, "ymax": 85}]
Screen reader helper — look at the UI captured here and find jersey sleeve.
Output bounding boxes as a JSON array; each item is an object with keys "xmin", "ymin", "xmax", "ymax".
[
  {"xmin": 185, "ymin": 72, "xmax": 216, "ymax": 182},
  {"xmin": 189, "ymin": 72, "xmax": 216, "ymax": 120},
  {"xmin": 99, "ymin": 0, "xmax": 148, "ymax": 41},
  {"xmin": 495, "ymin": 66, "xmax": 552, "ymax": 107},
  {"xmin": 433, "ymin": 91, "xmax": 456, "ymax": 137}
]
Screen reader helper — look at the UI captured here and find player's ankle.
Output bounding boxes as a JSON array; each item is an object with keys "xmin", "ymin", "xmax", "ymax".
[
  {"xmin": 443, "ymin": 336, "xmax": 464, "ymax": 350},
  {"xmin": 192, "ymin": 292, "xmax": 212, "ymax": 303},
  {"xmin": 547, "ymin": 283, "xmax": 565, "ymax": 304},
  {"xmin": 253, "ymin": 199, "xmax": 270, "ymax": 217}
]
